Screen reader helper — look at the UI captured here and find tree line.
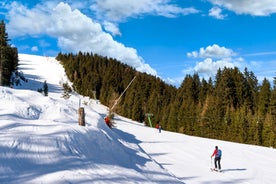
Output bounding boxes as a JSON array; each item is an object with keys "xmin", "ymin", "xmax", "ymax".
[
  {"xmin": 0, "ymin": 20, "xmax": 18, "ymax": 86},
  {"xmin": 57, "ymin": 52, "xmax": 276, "ymax": 148}
]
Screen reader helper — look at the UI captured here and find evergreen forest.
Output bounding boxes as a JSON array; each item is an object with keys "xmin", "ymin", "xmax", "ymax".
[{"xmin": 56, "ymin": 52, "xmax": 276, "ymax": 148}]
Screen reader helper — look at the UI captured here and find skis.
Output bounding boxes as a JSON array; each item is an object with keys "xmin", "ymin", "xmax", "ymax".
[{"xmin": 210, "ymin": 168, "xmax": 222, "ymax": 173}]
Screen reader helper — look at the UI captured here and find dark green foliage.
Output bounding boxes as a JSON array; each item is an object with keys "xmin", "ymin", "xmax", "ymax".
[
  {"xmin": 62, "ymin": 82, "xmax": 72, "ymax": 99},
  {"xmin": 258, "ymin": 78, "xmax": 271, "ymax": 116},
  {"xmin": 0, "ymin": 20, "xmax": 18, "ymax": 86},
  {"xmin": 57, "ymin": 52, "xmax": 276, "ymax": 148}
]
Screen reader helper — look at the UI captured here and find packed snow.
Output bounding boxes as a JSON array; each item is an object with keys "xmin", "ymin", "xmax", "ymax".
[{"xmin": 0, "ymin": 54, "xmax": 276, "ymax": 184}]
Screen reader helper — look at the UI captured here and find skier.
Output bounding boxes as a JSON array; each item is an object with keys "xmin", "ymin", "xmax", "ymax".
[
  {"xmin": 104, "ymin": 116, "xmax": 112, "ymax": 128},
  {"xmin": 158, "ymin": 124, "xmax": 162, "ymax": 133},
  {"xmin": 155, "ymin": 123, "xmax": 162, "ymax": 133},
  {"xmin": 211, "ymin": 146, "xmax": 222, "ymax": 171}
]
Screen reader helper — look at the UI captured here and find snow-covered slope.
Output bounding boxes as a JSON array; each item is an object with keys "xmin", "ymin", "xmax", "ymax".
[{"xmin": 0, "ymin": 54, "xmax": 276, "ymax": 184}]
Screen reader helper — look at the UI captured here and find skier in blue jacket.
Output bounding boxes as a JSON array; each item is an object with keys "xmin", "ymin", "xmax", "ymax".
[{"xmin": 211, "ymin": 146, "xmax": 222, "ymax": 171}]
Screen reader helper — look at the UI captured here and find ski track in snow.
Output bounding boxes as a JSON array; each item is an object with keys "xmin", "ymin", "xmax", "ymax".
[{"xmin": 0, "ymin": 54, "xmax": 276, "ymax": 184}]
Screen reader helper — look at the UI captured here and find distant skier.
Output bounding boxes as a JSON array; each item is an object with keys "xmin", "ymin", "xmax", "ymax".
[
  {"xmin": 156, "ymin": 123, "xmax": 161, "ymax": 133},
  {"xmin": 158, "ymin": 124, "xmax": 162, "ymax": 133},
  {"xmin": 104, "ymin": 116, "xmax": 112, "ymax": 128},
  {"xmin": 211, "ymin": 146, "xmax": 222, "ymax": 171}
]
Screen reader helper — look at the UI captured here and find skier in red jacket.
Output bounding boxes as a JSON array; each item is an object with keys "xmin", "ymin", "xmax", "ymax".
[
  {"xmin": 104, "ymin": 116, "xmax": 112, "ymax": 128},
  {"xmin": 211, "ymin": 146, "xmax": 222, "ymax": 171}
]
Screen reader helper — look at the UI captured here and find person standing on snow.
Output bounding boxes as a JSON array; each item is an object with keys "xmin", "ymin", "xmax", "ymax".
[
  {"xmin": 211, "ymin": 146, "xmax": 222, "ymax": 171},
  {"xmin": 156, "ymin": 123, "xmax": 162, "ymax": 133},
  {"xmin": 158, "ymin": 124, "xmax": 162, "ymax": 133}
]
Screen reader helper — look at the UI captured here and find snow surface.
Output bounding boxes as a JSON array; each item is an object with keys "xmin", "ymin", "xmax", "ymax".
[{"xmin": 0, "ymin": 54, "xmax": 276, "ymax": 184}]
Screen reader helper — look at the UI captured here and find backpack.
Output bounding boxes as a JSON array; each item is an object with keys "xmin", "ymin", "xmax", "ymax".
[{"xmin": 216, "ymin": 149, "xmax": 222, "ymax": 157}]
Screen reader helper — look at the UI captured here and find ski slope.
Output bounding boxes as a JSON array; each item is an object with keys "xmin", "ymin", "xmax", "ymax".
[{"xmin": 0, "ymin": 54, "xmax": 275, "ymax": 184}]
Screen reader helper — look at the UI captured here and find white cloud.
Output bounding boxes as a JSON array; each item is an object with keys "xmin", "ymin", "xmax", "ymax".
[
  {"xmin": 90, "ymin": 0, "xmax": 199, "ymax": 33},
  {"xmin": 187, "ymin": 51, "xmax": 198, "ymax": 58},
  {"xmin": 103, "ymin": 21, "xmax": 121, "ymax": 36},
  {"xmin": 208, "ymin": 0, "xmax": 276, "ymax": 16},
  {"xmin": 209, "ymin": 7, "xmax": 226, "ymax": 19},
  {"xmin": 244, "ymin": 51, "xmax": 276, "ymax": 57},
  {"xmin": 5, "ymin": 2, "xmax": 157, "ymax": 76},
  {"xmin": 6, "ymin": 2, "xmax": 52, "ymax": 36},
  {"xmin": 90, "ymin": 0, "xmax": 199, "ymax": 22},
  {"xmin": 187, "ymin": 44, "xmax": 236, "ymax": 59},
  {"xmin": 187, "ymin": 44, "xmax": 246, "ymax": 78},
  {"xmin": 194, "ymin": 58, "xmax": 235, "ymax": 76},
  {"xmin": 31, "ymin": 46, "xmax": 39, "ymax": 52}
]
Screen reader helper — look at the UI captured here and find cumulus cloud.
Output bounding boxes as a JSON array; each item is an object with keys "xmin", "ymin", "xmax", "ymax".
[
  {"xmin": 209, "ymin": 7, "xmax": 226, "ymax": 19},
  {"xmin": 90, "ymin": 0, "xmax": 199, "ymax": 22},
  {"xmin": 5, "ymin": 2, "xmax": 157, "ymax": 76},
  {"xmin": 187, "ymin": 44, "xmax": 243, "ymax": 77},
  {"xmin": 208, "ymin": 0, "xmax": 276, "ymax": 16},
  {"xmin": 194, "ymin": 58, "xmax": 235, "ymax": 76},
  {"xmin": 187, "ymin": 44, "xmax": 236, "ymax": 59},
  {"xmin": 90, "ymin": 0, "xmax": 199, "ymax": 33},
  {"xmin": 6, "ymin": 2, "xmax": 52, "ymax": 36},
  {"xmin": 102, "ymin": 21, "xmax": 121, "ymax": 36}
]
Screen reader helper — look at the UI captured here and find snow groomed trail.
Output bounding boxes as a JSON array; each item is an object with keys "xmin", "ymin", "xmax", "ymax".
[
  {"xmin": 0, "ymin": 54, "xmax": 183, "ymax": 183},
  {"xmin": 1, "ymin": 54, "xmax": 276, "ymax": 184}
]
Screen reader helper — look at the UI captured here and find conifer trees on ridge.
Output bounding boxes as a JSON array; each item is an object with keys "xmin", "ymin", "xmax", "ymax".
[{"xmin": 57, "ymin": 52, "xmax": 276, "ymax": 148}]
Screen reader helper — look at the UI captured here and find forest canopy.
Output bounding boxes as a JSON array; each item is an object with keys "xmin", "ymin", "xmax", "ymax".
[{"xmin": 56, "ymin": 52, "xmax": 276, "ymax": 148}]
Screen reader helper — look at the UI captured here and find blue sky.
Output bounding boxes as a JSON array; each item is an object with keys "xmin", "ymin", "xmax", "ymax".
[{"xmin": 1, "ymin": 0, "xmax": 276, "ymax": 86}]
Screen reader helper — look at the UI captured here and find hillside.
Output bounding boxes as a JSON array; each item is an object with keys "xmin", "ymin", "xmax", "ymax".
[
  {"xmin": 57, "ymin": 52, "xmax": 276, "ymax": 148},
  {"xmin": 0, "ymin": 54, "xmax": 276, "ymax": 184}
]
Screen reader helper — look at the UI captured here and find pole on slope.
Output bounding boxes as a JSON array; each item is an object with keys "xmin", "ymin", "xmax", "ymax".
[
  {"xmin": 110, "ymin": 76, "xmax": 136, "ymax": 111},
  {"xmin": 145, "ymin": 113, "xmax": 153, "ymax": 127},
  {"xmin": 78, "ymin": 107, "xmax": 85, "ymax": 126}
]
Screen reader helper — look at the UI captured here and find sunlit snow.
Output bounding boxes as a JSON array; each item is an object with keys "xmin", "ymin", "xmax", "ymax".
[{"xmin": 0, "ymin": 54, "xmax": 275, "ymax": 184}]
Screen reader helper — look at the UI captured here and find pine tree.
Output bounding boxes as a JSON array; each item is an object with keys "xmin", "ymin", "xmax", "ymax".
[
  {"xmin": 0, "ymin": 20, "xmax": 9, "ymax": 85},
  {"xmin": 266, "ymin": 76, "xmax": 276, "ymax": 147},
  {"xmin": 0, "ymin": 20, "xmax": 18, "ymax": 86},
  {"xmin": 243, "ymin": 68, "xmax": 258, "ymax": 114},
  {"xmin": 258, "ymin": 78, "xmax": 271, "ymax": 117}
]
